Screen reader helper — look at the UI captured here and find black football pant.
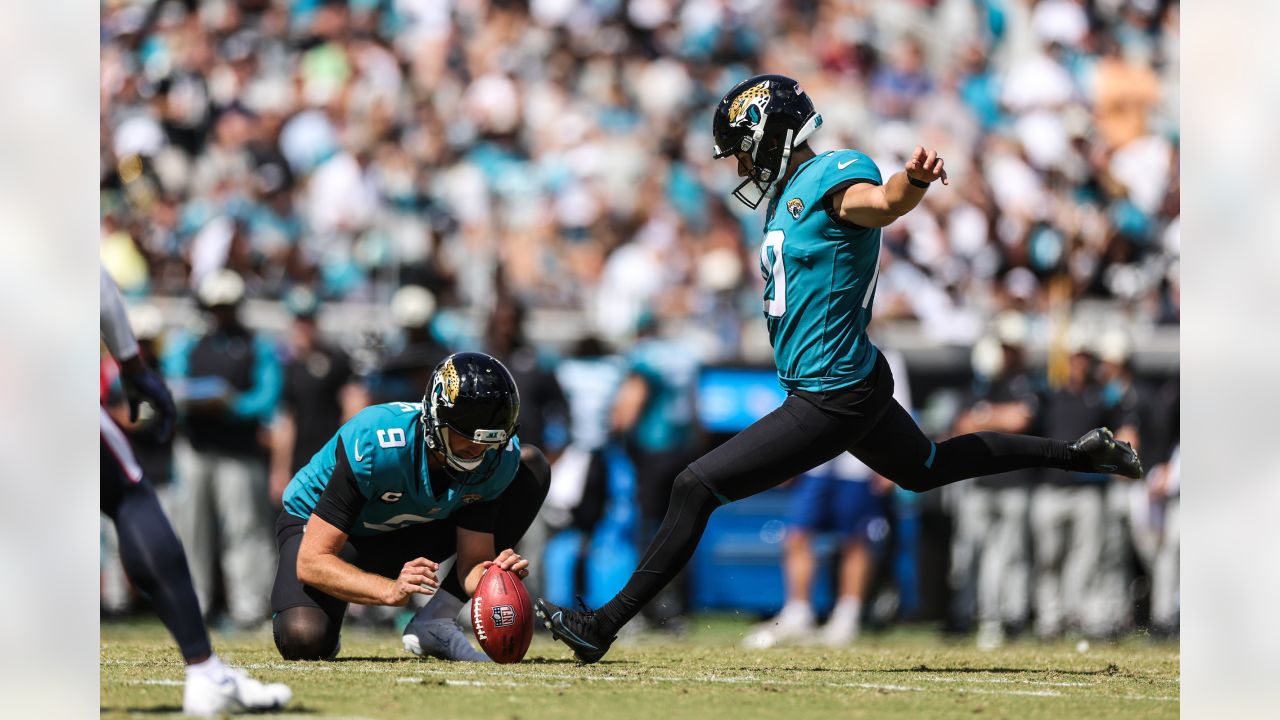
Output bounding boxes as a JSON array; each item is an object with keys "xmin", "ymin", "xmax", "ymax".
[
  {"xmin": 597, "ymin": 352, "xmax": 1086, "ymax": 633},
  {"xmin": 101, "ymin": 410, "xmax": 212, "ymax": 661},
  {"xmin": 271, "ymin": 448, "xmax": 550, "ymax": 660}
]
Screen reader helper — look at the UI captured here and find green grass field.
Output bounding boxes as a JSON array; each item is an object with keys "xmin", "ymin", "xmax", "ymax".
[{"xmin": 102, "ymin": 617, "xmax": 1178, "ymax": 719}]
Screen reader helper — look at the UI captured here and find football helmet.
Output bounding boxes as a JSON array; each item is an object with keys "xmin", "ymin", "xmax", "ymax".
[
  {"xmin": 423, "ymin": 352, "xmax": 520, "ymax": 472},
  {"xmin": 713, "ymin": 73, "xmax": 823, "ymax": 208}
]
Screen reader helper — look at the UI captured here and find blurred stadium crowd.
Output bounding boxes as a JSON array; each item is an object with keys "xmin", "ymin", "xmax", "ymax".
[{"xmin": 100, "ymin": 0, "xmax": 1179, "ymax": 646}]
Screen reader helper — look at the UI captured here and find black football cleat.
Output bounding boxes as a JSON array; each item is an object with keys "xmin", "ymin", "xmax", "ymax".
[
  {"xmin": 1070, "ymin": 427, "xmax": 1142, "ymax": 479},
  {"xmin": 534, "ymin": 598, "xmax": 615, "ymax": 664}
]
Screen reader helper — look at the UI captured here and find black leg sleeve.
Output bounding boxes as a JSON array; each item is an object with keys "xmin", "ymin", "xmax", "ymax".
[
  {"xmin": 851, "ymin": 399, "xmax": 1084, "ymax": 493},
  {"xmin": 596, "ymin": 397, "xmax": 851, "ymax": 634},
  {"xmin": 273, "ymin": 606, "xmax": 343, "ymax": 661},
  {"xmin": 597, "ymin": 468, "xmax": 719, "ymax": 634},
  {"xmin": 269, "ymin": 513, "xmax": 349, "ymax": 660}
]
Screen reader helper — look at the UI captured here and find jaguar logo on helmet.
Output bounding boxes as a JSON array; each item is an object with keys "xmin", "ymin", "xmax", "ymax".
[
  {"xmin": 439, "ymin": 359, "xmax": 460, "ymax": 406},
  {"xmin": 787, "ymin": 198, "xmax": 805, "ymax": 219},
  {"xmin": 727, "ymin": 81, "xmax": 771, "ymax": 127}
]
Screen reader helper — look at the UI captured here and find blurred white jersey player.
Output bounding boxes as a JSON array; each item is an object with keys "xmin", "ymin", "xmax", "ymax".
[{"xmin": 101, "ymin": 265, "xmax": 291, "ymax": 716}]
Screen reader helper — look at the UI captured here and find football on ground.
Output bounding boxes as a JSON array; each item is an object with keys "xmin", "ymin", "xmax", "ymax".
[{"xmin": 470, "ymin": 566, "xmax": 534, "ymax": 663}]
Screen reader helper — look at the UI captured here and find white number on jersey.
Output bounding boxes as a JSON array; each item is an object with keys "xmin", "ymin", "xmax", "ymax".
[
  {"xmin": 377, "ymin": 428, "xmax": 407, "ymax": 448},
  {"xmin": 761, "ymin": 229, "xmax": 787, "ymax": 317},
  {"xmin": 862, "ymin": 237, "xmax": 882, "ymax": 309}
]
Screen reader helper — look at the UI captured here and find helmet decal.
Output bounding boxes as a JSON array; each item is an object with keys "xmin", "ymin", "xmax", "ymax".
[
  {"xmin": 440, "ymin": 358, "xmax": 460, "ymax": 406},
  {"xmin": 727, "ymin": 81, "xmax": 771, "ymax": 128}
]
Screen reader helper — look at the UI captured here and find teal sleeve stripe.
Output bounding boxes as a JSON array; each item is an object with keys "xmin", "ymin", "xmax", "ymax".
[
  {"xmin": 230, "ymin": 338, "xmax": 283, "ymax": 421},
  {"xmin": 924, "ymin": 441, "xmax": 937, "ymax": 470}
]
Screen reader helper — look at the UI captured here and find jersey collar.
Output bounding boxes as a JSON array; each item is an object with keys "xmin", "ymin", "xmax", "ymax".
[
  {"xmin": 424, "ymin": 444, "xmax": 502, "ymax": 499},
  {"xmin": 766, "ymin": 153, "xmax": 822, "ymax": 223}
]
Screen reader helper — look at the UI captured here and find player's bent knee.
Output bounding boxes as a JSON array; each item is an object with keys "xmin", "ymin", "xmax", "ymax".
[
  {"xmin": 273, "ymin": 609, "xmax": 340, "ymax": 661},
  {"xmin": 519, "ymin": 444, "xmax": 552, "ymax": 492},
  {"xmin": 274, "ymin": 628, "xmax": 338, "ymax": 661},
  {"xmin": 671, "ymin": 467, "xmax": 717, "ymax": 506}
]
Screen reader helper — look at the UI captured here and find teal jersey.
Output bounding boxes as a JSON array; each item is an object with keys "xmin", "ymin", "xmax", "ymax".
[
  {"xmin": 628, "ymin": 337, "xmax": 699, "ymax": 453},
  {"xmin": 283, "ymin": 402, "xmax": 521, "ymax": 536},
  {"xmin": 760, "ymin": 149, "xmax": 884, "ymax": 392}
]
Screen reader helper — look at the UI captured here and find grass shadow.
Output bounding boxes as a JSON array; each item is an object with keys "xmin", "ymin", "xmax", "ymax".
[
  {"xmin": 103, "ymin": 704, "xmax": 320, "ymax": 715},
  {"xmin": 522, "ymin": 656, "xmax": 634, "ymax": 667},
  {"xmin": 331, "ymin": 655, "xmax": 631, "ymax": 667}
]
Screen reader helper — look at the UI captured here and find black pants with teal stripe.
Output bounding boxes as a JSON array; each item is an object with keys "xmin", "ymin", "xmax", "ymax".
[
  {"xmin": 689, "ymin": 351, "xmax": 1082, "ymax": 502},
  {"xmin": 597, "ymin": 352, "xmax": 1085, "ymax": 633}
]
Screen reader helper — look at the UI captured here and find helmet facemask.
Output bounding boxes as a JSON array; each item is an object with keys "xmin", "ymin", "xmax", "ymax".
[{"xmin": 727, "ymin": 123, "xmax": 796, "ymax": 210}]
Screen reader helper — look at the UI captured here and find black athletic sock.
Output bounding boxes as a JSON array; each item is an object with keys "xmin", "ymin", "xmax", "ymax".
[
  {"xmin": 903, "ymin": 432, "xmax": 1085, "ymax": 493},
  {"xmin": 597, "ymin": 469, "xmax": 720, "ymax": 635},
  {"xmin": 109, "ymin": 480, "xmax": 213, "ymax": 661},
  {"xmin": 943, "ymin": 431, "xmax": 1079, "ymax": 474}
]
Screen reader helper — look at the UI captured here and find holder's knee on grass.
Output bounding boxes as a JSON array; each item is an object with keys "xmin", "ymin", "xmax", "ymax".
[{"xmin": 273, "ymin": 606, "xmax": 341, "ymax": 661}]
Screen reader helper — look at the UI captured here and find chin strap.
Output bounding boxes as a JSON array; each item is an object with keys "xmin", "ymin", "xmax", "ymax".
[
  {"xmin": 734, "ymin": 127, "xmax": 797, "ymax": 208},
  {"xmin": 765, "ymin": 128, "xmax": 796, "ymax": 201}
]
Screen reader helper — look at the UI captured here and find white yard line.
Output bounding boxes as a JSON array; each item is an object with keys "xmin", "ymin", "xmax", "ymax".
[
  {"xmin": 825, "ymin": 681, "xmax": 924, "ymax": 692},
  {"xmin": 822, "ymin": 680, "xmax": 1177, "ymax": 702},
  {"xmin": 106, "ymin": 659, "xmax": 1178, "ymax": 703},
  {"xmin": 443, "ymin": 679, "xmax": 571, "ymax": 688},
  {"xmin": 917, "ymin": 675, "xmax": 1093, "ymax": 687}
]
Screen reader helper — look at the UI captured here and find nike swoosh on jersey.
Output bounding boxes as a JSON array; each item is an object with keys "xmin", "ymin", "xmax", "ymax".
[
  {"xmin": 837, "ymin": 159, "xmax": 858, "ymax": 169},
  {"xmin": 354, "ymin": 443, "xmax": 366, "ymax": 461}
]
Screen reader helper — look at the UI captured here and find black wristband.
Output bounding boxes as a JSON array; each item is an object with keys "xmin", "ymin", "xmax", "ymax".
[{"xmin": 908, "ymin": 176, "xmax": 931, "ymax": 189}]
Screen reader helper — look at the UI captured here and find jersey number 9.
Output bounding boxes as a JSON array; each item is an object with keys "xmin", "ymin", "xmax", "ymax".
[{"xmin": 377, "ymin": 428, "xmax": 407, "ymax": 448}]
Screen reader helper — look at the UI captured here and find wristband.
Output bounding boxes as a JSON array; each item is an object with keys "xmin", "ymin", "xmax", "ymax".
[{"xmin": 908, "ymin": 176, "xmax": 931, "ymax": 189}]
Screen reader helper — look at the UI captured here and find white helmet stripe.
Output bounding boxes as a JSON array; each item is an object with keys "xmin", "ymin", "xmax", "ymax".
[
  {"xmin": 766, "ymin": 128, "xmax": 796, "ymax": 201},
  {"xmin": 794, "ymin": 112, "xmax": 823, "ymax": 146}
]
